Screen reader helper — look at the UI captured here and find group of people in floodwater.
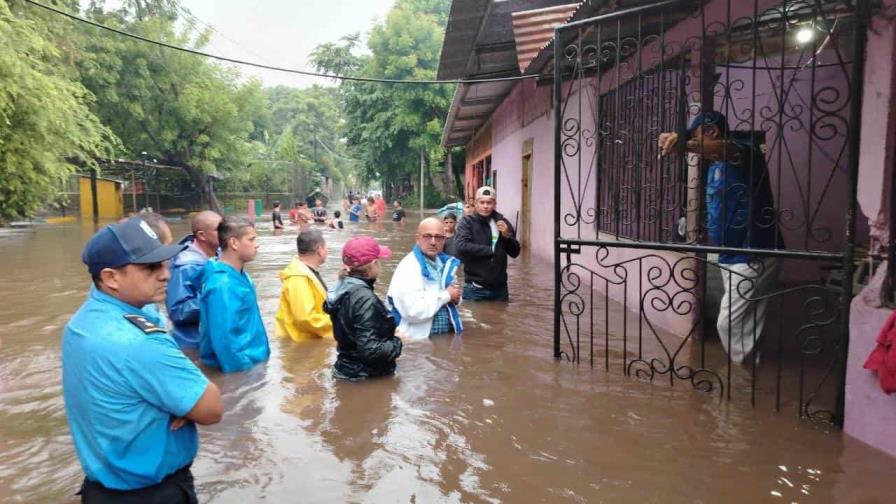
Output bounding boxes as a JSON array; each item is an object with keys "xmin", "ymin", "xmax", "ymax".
[
  {"xmin": 61, "ymin": 185, "xmax": 518, "ymax": 502},
  {"xmin": 271, "ymin": 193, "xmax": 412, "ymax": 231},
  {"xmin": 59, "ymin": 109, "xmax": 775, "ymax": 503}
]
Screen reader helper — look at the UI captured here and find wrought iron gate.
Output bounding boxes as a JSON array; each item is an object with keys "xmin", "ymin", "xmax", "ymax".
[{"xmin": 552, "ymin": 0, "xmax": 869, "ymax": 425}]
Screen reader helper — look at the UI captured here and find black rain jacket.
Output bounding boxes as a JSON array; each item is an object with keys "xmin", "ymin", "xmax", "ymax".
[
  {"xmin": 454, "ymin": 211, "xmax": 521, "ymax": 289},
  {"xmin": 324, "ymin": 276, "xmax": 402, "ymax": 380}
]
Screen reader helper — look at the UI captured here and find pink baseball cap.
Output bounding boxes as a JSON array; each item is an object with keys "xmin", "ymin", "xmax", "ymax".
[{"xmin": 342, "ymin": 236, "xmax": 391, "ymax": 267}]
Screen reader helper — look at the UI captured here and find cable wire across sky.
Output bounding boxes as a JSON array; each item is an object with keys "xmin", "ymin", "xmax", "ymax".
[{"xmin": 24, "ymin": 0, "xmax": 545, "ymax": 85}]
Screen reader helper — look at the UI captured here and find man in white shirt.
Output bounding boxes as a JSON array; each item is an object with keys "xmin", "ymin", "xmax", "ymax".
[{"xmin": 387, "ymin": 218, "xmax": 463, "ymax": 339}]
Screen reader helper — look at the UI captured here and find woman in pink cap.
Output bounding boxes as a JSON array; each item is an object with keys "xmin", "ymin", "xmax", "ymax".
[{"xmin": 324, "ymin": 236, "xmax": 403, "ymax": 380}]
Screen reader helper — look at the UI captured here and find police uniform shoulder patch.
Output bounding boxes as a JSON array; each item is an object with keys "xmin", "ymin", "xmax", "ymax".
[{"xmin": 124, "ymin": 314, "xmax": 168, "ymax": 334}]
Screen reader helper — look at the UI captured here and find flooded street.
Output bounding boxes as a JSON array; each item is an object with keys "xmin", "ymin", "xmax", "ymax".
[{"xmin": 1, "ymin": 216, "xmax": 894, "ymax": 503}]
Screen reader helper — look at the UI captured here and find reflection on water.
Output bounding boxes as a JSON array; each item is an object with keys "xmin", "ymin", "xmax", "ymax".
[{"xmin": 0, "ymin": 218, "xmax": 894, "ymax": 503}]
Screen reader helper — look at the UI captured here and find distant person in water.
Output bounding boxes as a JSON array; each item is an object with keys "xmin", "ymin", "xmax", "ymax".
[
  {"xmin": 324, "ymin": 236, "xmax": 402, "ymax": 381},
  {"xmin": 289, "ymin": 202, "xmax": 312, "ymax": 226},
  {"xmin": 391, "ymin": 201, "xmax": 406, "ymax": 223},
  {"xmin": 374, "ymin": 194, "xmax": 387, "ymax": 220},
  {"xmin": 312, "ymin": 199, "xmax": 327, "ymax": 223},
  {"xmin": 442, "ymin": 212, "xmax": 459, "ymax": 257},
  {"xmin": 272, "ymin": 201, "xmax": 285, "ymax": 230},
  {"xmin": 199, "ymin": 217, "xmax": 270, "ymax": 373},
  {"xmin": 275, "ymin": 229, "xmax": 333, "ymax": 342},
  {"xmin": 365, "ymin": 197, "xmax": 379, "ymax": 222},
  {"xmin": 349, "ymin": 198, "xmax": 363, "ymax": 223},
  {"xmin": 328, "ymin": 210, "xmax": 345, "ymax": 230},
  {"xmin": 288, "ymin": 202, "xmax": 302, "ymax": 224},
  {"xmin": 167, "ymin": 210, "xmax": 222, "ymax": 350},
  {"xmin": 387, "ymin": 218, "xmax": 463, "ymax": 340},
  {"xmin": 63, "ymin": 216, "xmax": 222, "ymax": 502}
]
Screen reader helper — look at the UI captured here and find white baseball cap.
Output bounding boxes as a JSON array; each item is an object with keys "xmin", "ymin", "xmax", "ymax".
[{"xmin": 475, "ymin": 186, "xmax": 496, "ymax": 201}]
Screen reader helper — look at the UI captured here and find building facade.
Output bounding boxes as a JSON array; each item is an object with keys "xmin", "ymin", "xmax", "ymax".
[{"xmin": 439, "ymin": 0, "xmax": 896, "ymax": 458}]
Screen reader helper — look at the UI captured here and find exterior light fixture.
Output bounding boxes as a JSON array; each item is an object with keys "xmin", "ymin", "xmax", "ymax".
[{"xmin": 796, "ymin": 27, "xmax": 816, "ymax": 45}]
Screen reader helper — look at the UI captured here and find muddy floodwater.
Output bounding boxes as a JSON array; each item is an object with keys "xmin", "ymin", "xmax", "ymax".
[{"xmin": 1, "ymin": 216, "xmax": 894, "ymax": 503}]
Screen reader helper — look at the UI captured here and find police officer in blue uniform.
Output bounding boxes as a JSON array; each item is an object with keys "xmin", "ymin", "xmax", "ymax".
[{"xmin": 62, "ymin": 216, "xmax": 223, "ymax": 503}]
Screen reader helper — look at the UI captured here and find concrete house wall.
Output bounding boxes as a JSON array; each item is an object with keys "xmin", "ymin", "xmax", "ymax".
[
  {"xmin": 844, "ymin": 0, "xmax": 896, "ymax": 459},
  {"xmin": 454, "ymin": 0, "xmax": 896, "ymax": 458}
]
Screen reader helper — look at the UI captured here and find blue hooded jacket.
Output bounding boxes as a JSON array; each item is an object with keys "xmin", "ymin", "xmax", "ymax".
[
  {"xmin": 198, "ymin": 259, "xmax": 270, "ymax": 373},
  {"xmin": 166, "ymin": 235, "xmax": 210, "ymax": 349}
]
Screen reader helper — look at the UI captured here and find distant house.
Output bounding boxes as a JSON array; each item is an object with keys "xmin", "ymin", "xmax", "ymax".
[
  {"xmin": 79, "ymin": 175, "xmax": 123, "ymax": 221},
  {"xmin": 438, "ymin": 0, "xmax": 896, "ymax": 456}
]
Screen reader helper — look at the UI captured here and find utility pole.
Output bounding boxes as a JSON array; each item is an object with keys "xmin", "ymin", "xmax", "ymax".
[
  {"xmin": 131, "ymin": 169, "xmax": 138, "ymax": 214},
  {"xmin": 140, "ymin": 152, "xmax": 148, "ymax": 212},
  {"xmin": 154, "ymin": 159, "xmax": 160, "ymax": 213},
  {"xmin": 419, "ymin": 149, "xmax": 425, "ymax": 218},
  {"xmin": 89, "ymin": 167, "xmax": 99, "ymax": 226},
  {"xmin": 313, "ymin": 131, "xmax": 318, "ymax": 173},
  {"xmin": 139, "ymin": 152, "xmax": 149, "ymax": 213},
  {"xmin": 312, "ymin": 130, "xmax": 319, "ymax": 200}
]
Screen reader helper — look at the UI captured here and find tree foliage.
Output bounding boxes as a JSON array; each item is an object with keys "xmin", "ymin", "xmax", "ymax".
[
  {"xmin": 221, "ymin": 85, "xmax": 353, "ymax": 195},
  {"xmin": 0, "ymin": 0, "xmax": 452, "ymax": 220},
  {"xmin": 311, "ymin": 0, "xmax": 454, "ymax": 200},
  {"xmin": 77, "ymin": 1, "xmax": 266, "ymax": 212},
  {"xmin": 0, "ymin": 0, "xmax": 116, "ymax": 221}
]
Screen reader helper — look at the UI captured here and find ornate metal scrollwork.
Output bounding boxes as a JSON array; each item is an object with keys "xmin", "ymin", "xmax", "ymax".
[{"xmin": 554, "ymin": 0, "xmax": 862, "ymax": 424}]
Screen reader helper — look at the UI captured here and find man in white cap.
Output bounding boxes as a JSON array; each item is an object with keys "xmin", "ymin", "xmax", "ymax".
[{"xmin": 454, "ymin": 186, "xmax": 520, "ymax": 301}]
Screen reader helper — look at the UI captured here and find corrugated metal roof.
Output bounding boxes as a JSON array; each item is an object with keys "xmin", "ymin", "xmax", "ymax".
[
  {"xmin": 437, "ymin": 0, "xmax": 578, "ymax": 147},
  {"xmin": 522, "ymin": 0, "xmax": 706, "ymax": 76},
  {"xmin": 512, "ymin": 3, "xmax": 581, "ymax": 73}
]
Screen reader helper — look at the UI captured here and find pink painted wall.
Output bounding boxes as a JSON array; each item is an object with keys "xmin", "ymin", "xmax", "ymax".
[
  {"xmin": 844, "ymin": 0, "xmax": 896, "ymax": 460},
  {"xmin": 845, "ymin": 271, "xmax": 896, "ymax": 458},
  {"xmin": 491, "ymin": 79, "xmax": 554, "ymax": 263}
]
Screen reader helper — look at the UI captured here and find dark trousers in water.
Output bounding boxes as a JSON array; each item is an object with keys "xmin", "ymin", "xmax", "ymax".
[
  {"xmin": 78, "ymin": 465, "xmax": 197, "ymax": 504},
  {"xmin": 463, "ymin": 282, "xmax": 509, "ymax": 302}
]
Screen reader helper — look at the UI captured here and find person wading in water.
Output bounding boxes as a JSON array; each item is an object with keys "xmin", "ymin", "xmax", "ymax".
[
  {"xmin": 325, "ymin": 236, "xmax": 402, "ymax": 381},
  {"xmin": 63, "ymin": 216, "xmax": 222, "ymax": 503},
  {"xmin": 454, "ymin": 186, "xmax": 521, "ymax": 301},
  {"xmin": 387, "ymin": 217, "xmax": 463, "ymax": 339}
]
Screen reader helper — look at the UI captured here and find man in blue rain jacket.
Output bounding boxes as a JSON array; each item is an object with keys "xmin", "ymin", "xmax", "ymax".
[
  {"xmin": 199, "ymin": 216, "xmax": 270, "ymax": 373},
  {"xmin": 166, "ymin": 211, "xmax": 222, "ymax": 350}
]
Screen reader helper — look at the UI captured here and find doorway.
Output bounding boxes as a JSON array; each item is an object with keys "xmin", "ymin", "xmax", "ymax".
[{"xmin": 520, "ymin": 139, "xmax": 533, "ymax": 251}]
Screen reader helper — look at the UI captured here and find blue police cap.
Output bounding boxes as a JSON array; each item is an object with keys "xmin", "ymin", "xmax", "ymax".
[
  {"xmin": 686, "ymin": 111, "xmax": 729, "ymax": 138},
  {"xmin": 81, "ymin": 217, "xmax": 186, "ymax": 275}
]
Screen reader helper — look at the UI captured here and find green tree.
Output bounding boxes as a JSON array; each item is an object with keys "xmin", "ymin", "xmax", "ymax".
[
  {"xmin": 265, "ymin": 85, "xmax": 352, "ymax": 194},
  {"xmin": 311, "ymin": 0, "xmax": 455, "ymax": 201},
  {"xmin": 0, "ymin": 0, "xmax": 116, "ymax": 221},
  {"xmin": 77, "ymin": 1, "xmax": 265, "ymax": 213}
]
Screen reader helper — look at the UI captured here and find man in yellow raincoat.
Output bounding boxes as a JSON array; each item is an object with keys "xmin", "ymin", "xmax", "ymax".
[{"xmin": 275, "ymin": 229, "xmax": 333, "ymax": 341}]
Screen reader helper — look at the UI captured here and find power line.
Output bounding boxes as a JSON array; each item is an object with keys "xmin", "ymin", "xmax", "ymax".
[
  {"xmin": 171, "ymin": 3, "xmax": 280, "ymax": 67},
  {"xmin": 24, "ymin": 0, "xmax": 544, "ymax": 85},
  {"xmin": 315, "ymin": 136, "xmax": 354, "ymax": 161}
]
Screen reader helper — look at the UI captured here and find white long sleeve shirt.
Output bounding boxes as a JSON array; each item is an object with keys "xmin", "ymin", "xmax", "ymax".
[{"xmin": 387, "ymin": 252, "xmax": 454, "ymax": 340}]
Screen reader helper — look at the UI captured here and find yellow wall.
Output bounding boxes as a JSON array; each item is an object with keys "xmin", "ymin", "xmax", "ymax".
[{"xmin": 79, "ymin": 177, "xmax": 123, "ymax": 220}]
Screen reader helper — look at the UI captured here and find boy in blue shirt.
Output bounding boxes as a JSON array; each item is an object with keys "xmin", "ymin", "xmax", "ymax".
[
  {"xmin": 199, "ymin": 217, "xmax": 270, "ymax": 373},
  {"xmin": 348, "ymin": 197, "xmax": 363, "ymax": 223},
  {"xmin": 63, "ymin": 216, "xmax": 222, "ymax": 502}
]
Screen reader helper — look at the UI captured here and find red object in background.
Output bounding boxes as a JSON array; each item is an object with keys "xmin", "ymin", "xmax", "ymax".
[{"xmin": 864, "ymin": 310, "xmax": 896, "ymax": 394}]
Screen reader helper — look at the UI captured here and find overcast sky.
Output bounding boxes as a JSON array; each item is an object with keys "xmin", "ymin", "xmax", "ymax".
[{"xmin": 96, "ymin": 0, "xmax": 397, "ymax": 88}]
